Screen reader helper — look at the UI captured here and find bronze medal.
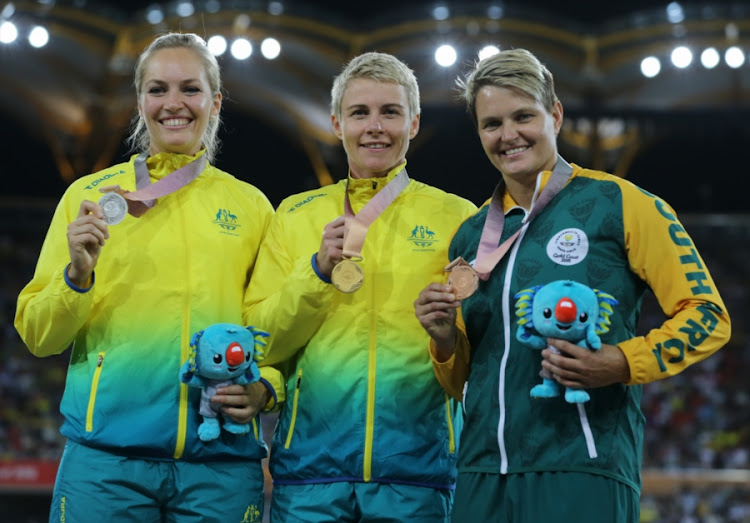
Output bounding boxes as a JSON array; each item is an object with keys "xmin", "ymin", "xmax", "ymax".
[
  {"xmin": 445, "ymin": 257, "xmax": 479, "ymax": 300},
  {"xmin": 331, "ymin": 259, "xmax": 364, "ymax": 293}
]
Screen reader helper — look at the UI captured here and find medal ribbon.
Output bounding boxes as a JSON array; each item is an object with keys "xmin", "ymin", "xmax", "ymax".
[
  {"xmin": 99, "ymin": 153, "xmax": 207, "ymax": 217},
  {"xmin": 342, "ymin": 167, "xmax": 410, "ymax": 259},
  {"xmin": 473, "ymin": 155, "xmax": 573, "ymax": 281}
]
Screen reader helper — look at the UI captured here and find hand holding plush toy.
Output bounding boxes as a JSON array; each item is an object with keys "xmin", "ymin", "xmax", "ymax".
[
  {"xmin": 514, "ymin": 280, "xmax": 618, "ymax": 404},
  {"xmin": 180, "ymin": 323, "xmax": 269, "ymax": 441}
]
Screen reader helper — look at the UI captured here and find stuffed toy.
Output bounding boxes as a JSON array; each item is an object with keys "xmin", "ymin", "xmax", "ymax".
[
  {"xmin": 179, "ymin": 323, "xmax": 269, "ymax": 441},
  {"xmin": 514, "ymin": 280, "xmax": 618, "ymax": 404}
]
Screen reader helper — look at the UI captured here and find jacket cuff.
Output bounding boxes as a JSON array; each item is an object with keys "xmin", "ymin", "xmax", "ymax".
[
  {"xmin": 63, "ymin": 263, "xmax": 94, "ymax": 293},
  {"xmin": 310, "ymin": 253, "xmax": 331, "ymax": 284}
]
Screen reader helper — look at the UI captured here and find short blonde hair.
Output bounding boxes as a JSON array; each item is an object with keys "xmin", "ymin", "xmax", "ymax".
[
  {"xmin": 458, "ymin": 48, "xmax": 558, "ymax": 128},
  {"xmin": 330, "ymin": 52, "xmax": 421, "ymax": 120}
]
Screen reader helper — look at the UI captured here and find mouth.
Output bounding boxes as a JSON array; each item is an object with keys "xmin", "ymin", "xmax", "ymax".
[
  {"xmin": 361, "ymin": 143, "xmax": 389, "ymax": 149},
  {"xmin": 503, "ymin": 146, "xmax": 529, "ymax": 156},
  {"xmin": 161, "ymin": 117, "xmax": 191, "ymax": 127},
  {"xmin": 227, "ymin": 366, "xmax": 238, "ymax": 372},
  {"xmin": 556, "ymin": 324, "xmax": 571, "ymax": 331}
]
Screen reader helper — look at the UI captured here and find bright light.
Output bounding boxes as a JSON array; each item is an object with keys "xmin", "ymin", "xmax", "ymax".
[
  {"xmin": 640, "ymin": 56, "xmax": 661, "ymax": 78},
  {"xmin": 205, "ymin": 0, "xmax": 220, "ymax": 13},
  {"xmin": 231, "ymin": 38, "xmax": 252, "ymax": 60},
  {"xmin": 146, "ymin": 7, "xmax": 164, "ymax": 24},
  {"xmin": 28, "ymin": 26, "xmax": 49, "ymax": 48},
  {"xmin": 725, "ymin": 46, "xmax": 745, "ymax": 69},
  {"xmin": 207, "ymin": 35, "xmax": 227, "ymax": 56},
  {"xmin": 268, "ymin": 1, "xmax": 283, "ymax": 15},
  {"xmin": 261, "ymin": 37, "xmax": 281, "ymax": 59},
  {"xmin": 1, "ymin": 3, "xmax": 15, "ymax": 19},
  {"xmin": 432, "ymin": 6, "xmax": 450, "ymax": 20},
  {"xmin": 487, "ymin": 5, "xmax": 503, "ymax": 19},
  {"xmin": 671, "ymin": 46, "xmax": 692, "ymax": 68},
  {"xmin": 435, "ymin": 45, "xmax": 457, "ymax": 67},
  {"xmin": 478, "ymin": 45, "xmax": 500, "ymax": 61},
  {"xmin": 175, "ymin": 1, "xmax": 194, "ymax": 17},
  {"xmin": 700, "ymin": 47, "xmax": 720, "ymax": 69},
  {"xmin": 0, "ymin": 21, "xmax": 17, "ymax": 44},
  {"xmin": 666, "ymin": 2, "xmax": 685, "ymax": 23}
]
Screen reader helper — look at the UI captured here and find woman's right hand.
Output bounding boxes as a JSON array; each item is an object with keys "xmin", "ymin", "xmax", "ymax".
[
  {"xmin": 315, "ymin": 215, "xmax": 346, "ymax": 278},
  {"xmin": 66, "ymin": 199, "xmax": 109, "ymax": 287},
  {"xmin": 414, "ymin": 282, "xmax": 461, "ymax": 359}
]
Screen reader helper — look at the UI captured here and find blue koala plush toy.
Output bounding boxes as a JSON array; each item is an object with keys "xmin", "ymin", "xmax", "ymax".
[
  {"xmin": 179, "ymin": 323, "xmax": 269, "ymax": 441},
  {"xmin": 514, "ymin": 280, "xmax": 618, "ymax": 404}
]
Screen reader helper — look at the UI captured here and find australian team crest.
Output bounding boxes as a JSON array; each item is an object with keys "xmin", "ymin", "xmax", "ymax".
[
  {"xmin": 213, "ymin": 209, "xmax": 241, "ymax": 231},
  {"xmin": 409, "ymin": 224, "xmax": 438, "ymax": 248}
]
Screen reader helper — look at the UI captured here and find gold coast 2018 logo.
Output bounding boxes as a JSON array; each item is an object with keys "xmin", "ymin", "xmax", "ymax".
[{"xmin": 546, "ymin": 228, "xmax": 589, "ymax": 266}]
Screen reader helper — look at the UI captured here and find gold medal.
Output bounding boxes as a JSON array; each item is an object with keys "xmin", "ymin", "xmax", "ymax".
[
  {"xmin": 445, "ymin": 257, "xmax": 479, "ymax": 300},
  {"xmin": 331, "ymin": 259, "xmax": 364, "ymax": 293}
]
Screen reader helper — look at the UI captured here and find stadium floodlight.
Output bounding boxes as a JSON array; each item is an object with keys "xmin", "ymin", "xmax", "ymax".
[
  {"xmin": 207, "ymin": 35, "xmax": 227, "ymax": 56},
  {"xmin": 478, "ymin": 45, "xmax": 500, "ymax": 61},
  {"xmin": 700, "ymin": 47, "xmax": 720, "ymax": 69},
  {"xmin": 0, "ymin": 21, "xmax": 17, "ymax": 44},
  {"xmin": 231, "ymin": 38, "xmax": 252, "ymax": 60},
  {"xmin": 640, "ymin": 56, "xmax": 661, "ymax": 78},
  {"xmin": 28, "ymin": 26, "xmax": 49, "ymax": 48},
  {"xmin": 724, "ymin": 46, "xmax": 745, "ymax": 69},
  {"xmin": 261, "ymin": 38, "xmax": 281, "ymax": 60},
  {"xmin": 671, "ymin": 46, "xmax": 693, "ymax": 68},
  {"xmin": 435, "ymin": 44, "xmax": 457, "ymax": 67}
]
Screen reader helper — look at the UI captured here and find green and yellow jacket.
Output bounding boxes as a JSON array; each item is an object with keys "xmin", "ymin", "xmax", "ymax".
[
  {"xmin": 15, "ymin": 151, "xmax": 278, "ymax": 461},
  {"xmin": 433, "ymin": 162, "xmax": 731, "ymax": 494},
  {"xmin": 244, "ymin": 163, "xmax": 477, "ymax": 488}
]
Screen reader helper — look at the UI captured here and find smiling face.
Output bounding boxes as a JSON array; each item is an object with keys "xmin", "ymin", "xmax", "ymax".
[
  {"xmin": 475, "ymin": 84, "xmax": 562, "ymax": 185},
  {"xmin": 138, "ymin": 47, "xmax": 221, "ymax": 157},
  {"xmin": 331, "ymin": 78, "xmax": 420, "ymax": 179}
]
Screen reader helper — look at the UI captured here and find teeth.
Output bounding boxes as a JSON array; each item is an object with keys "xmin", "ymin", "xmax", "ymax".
[
  {"xmin": 505, "ymin": 146, "xmax": 528, "ymax": 155},
  {"xmin": 163, "ymin": 118, "xmax": 189, "ymax": 127},
  {"xmin": 364, "ymin": 144, "xmax": 388, "ymax": 149}
]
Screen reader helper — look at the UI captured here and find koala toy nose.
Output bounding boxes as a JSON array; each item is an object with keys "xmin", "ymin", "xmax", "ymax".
[
  {"xmin": 554, "ymin": 297, "xmax": 577, "ymax": 323},
  {"xmin": 225, "ymin": 342, "xmax": 245, "ymax": 366}
]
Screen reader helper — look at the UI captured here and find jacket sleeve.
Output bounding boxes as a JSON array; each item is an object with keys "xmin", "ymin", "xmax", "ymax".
[
  {"xmin": 243, "ymin": 209, "xmax": 335, "ymax": 367},
  {"xmin": 14, "ymin": 194, "xmax": 94, "ymax": 357},
  {"xmin": 429, "ymin": 313, "xmax": 471, "ymax": 402},
  {"xmin": 617, "ymin": 187, "xmax": 731, "ymax": 385}
]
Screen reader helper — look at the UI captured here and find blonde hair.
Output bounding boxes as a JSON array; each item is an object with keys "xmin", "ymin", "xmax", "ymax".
[
  {"xmin": 330, "ymin": 52, "xmax": 420, "ymax": 120},
  {"xmin": 458, "ymin": 48, "xmax": 558, "ymax": 128},
  {"xmin": 127, "ymin": 33, "xmax": 222, "ymax": 162}
]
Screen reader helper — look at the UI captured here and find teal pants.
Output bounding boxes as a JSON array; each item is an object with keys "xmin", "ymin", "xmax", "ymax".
[
  {"xmin": 49, "ymin": 440, "xmax": 266, "ymax": 523},
  {"xmin": 271, "ymin": 481, "xmax": 453, "ymax": 522},
  {"xmin": 451, "ymin": 471, "xmax": 639, "ymax": 523}
]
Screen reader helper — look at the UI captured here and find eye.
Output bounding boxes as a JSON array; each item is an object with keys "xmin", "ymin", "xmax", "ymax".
[
  {"xmin": 213, "ymin": 354, "xmax": 223, "ymax": 364},
  {"xmin": 245, "ymin": 352, "xmax": 252, "ymax": 362},
  {"xmin": 482, "ymin": 120, "xmax": 500, "ymax": 130},
  {"xmin": 148, "ymin": 86, "xmax": 166, "ymax": 95},
  {"xmin": 184, "ymin": 86, "xmax": 201, "ymax": 94},
  {"xmin": 517, "ymin": 113, "xmax": 533, "ymax": 122},
  {"xmin": 543, "ymin": 308, "xmax": 552, "ymax": 319},
  {"xmin": 579, "ymin": 312, "xmax": 589, "ymax": 323}
]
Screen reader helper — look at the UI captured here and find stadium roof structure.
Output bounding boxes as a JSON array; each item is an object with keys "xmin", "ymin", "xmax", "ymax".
[{"xmin": 2, "ymin": 0, "xmax": 748, "ymax": 211}]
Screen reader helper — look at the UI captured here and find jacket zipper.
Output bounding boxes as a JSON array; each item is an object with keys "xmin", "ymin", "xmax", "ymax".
[
  {"xmin": 85, "ymin": 352, "xmax": 106, "ymax": 432},
  {"xmin": 284, "ymin": 369, "xmax": 303, "ymax": 449}
]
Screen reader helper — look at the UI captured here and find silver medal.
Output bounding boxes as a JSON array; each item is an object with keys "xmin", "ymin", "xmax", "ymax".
[{"xmin": 98, "ymin": 192, "xmax": 128, "ymax": 225}]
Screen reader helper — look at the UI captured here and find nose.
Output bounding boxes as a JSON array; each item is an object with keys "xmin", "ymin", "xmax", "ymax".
[
  {"xmin": 500, "ymin": 122, "xmax": 518, "ymax": 141},
  {"xmin": 366, "ymin": 116, "xmax": 383, "ymax": 133},
  {"xmin": 554, "ymin": 297, "xmax": 577, "ymax": 324},
  {"xmin": 225, "ymin": 342, "xmax": 245, "ymax": 367},
  {"xmin": 164, "ymin": 90, "xmax": 184, "ymax": 110}
]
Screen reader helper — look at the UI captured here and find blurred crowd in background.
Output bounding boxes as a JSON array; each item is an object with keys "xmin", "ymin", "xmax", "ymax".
[{"xmin": 1, "ymin": 208, "xmax": 748, "ymax": 522}]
